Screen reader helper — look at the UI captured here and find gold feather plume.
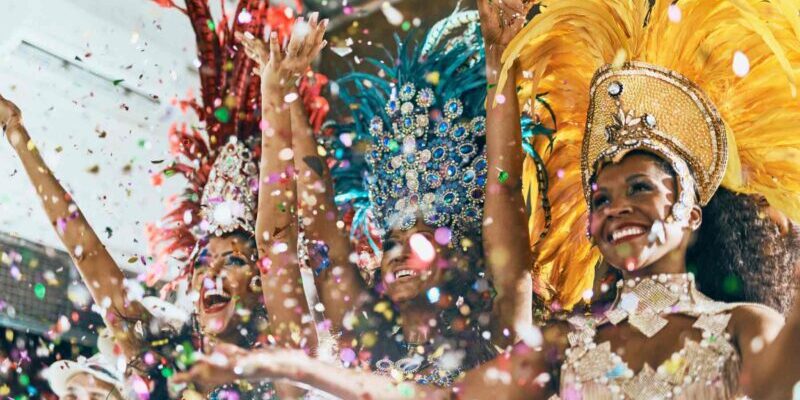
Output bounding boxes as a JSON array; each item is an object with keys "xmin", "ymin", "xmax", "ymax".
[{"xmin": 501, "ymin": 0, "xmax": 800, "ymax": 309}]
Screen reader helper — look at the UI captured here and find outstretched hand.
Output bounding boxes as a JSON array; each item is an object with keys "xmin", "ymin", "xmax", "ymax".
[
  {"xmin": 477, "ymin": 0, "xmax": 531, "ymax": 50},
  {"xmin": 173, "ymin": 344, "xmax": 302, "ymax": 390},
  {"xmin": 236, "ymin": 12, "xmax": 328, "ymax": 95}
]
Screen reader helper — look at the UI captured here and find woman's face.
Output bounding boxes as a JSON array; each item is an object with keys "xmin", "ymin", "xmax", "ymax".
[
  {"xmin": 61, "ymin": 372, "xmax": 121, "ymax": 400},
  {"xmin": 191, "ymin": 233, "xmax": 260, "ymax": 338},
  {"xmin": 379, "ymin": 221, "xmax": 449, "ymax": 304},
  {"xmin": 589, "ymin": 153, "xmax": 700, "ymax": 272}
]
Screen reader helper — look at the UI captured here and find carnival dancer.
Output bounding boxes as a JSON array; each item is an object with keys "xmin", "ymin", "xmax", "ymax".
[
  {"xmin": 174, "ymin": 8, "xmax": 536, "ymax": 393},
  {"xmin": 173, "ymin": 0, "xmax": 800, "ymax": 398},
  {"xmin": 0, "ymin": 3, "xmax": 328, "ymax": 399}
]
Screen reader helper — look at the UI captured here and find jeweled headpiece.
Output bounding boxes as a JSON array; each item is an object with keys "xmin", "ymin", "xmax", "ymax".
[
  {"xmin": 335, "ymin": 12, "xmax": 487, "ymax": 244},
  {"xmin": 366, "ymin": 83, "xmax": 487, "ymax": 238},
  {"xmin": 498, "ymin": 0, "xmax": 800, "ymax": 309},
  {"xmin": 583, "ymin": 61, "xmax": 727, "ymax": 221},
  {"xmin": 199, "ymin": 138, "xmax": 259, "ymax": 236}
]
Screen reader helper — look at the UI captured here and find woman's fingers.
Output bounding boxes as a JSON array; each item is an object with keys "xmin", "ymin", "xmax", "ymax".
[
  {"xmin": 269, "ymin": 31, "xmax": 282, "ymax": 65},
  {"xmin": 288, "ymin": 17, "xmax": 306, "ymax": 58}
]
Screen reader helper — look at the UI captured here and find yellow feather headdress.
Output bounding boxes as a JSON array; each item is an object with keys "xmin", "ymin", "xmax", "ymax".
[{"xmin": 499, "ymin": 0, "xmax": 800, "ymax": 309}]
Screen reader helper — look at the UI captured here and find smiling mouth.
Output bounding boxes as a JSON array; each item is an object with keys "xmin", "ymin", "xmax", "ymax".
[
  {"xmin": 394, "ymin": 269, "xmax": 418, "ymax": 280},
  {"xmin": 608, "ymin": 225, "xmax": 647, "ymax": 244},
  {"xmin": 202, "ymin": 288, "xmax": 232, "ymax": 313}
]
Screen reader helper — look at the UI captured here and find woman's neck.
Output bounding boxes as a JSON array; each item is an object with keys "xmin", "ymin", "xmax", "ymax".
[
  {"xmin": 621, "ymin": 247, "xmax": 688, "ymax": 280},
  {"xmin": 398, "ymin": 300, "xmax": 441, "ymax": 345}
]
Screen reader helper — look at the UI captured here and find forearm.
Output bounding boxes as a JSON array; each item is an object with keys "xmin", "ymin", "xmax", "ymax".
[
  {"xmin": 256, "ymin": 92, "xmax": 318, "ymax": 350},
  {"xmin": 483, "ymin": 49, "xmax": 533, "ymax": 344},
  {"xmin": 248, "ymin": 352, "xmax": 449, "ymax": 400},
  {"xmin": 4, "ymin": 121, "xmax": 145, "ymax": 355},
  {"xmin": 289, "ymin": 100, "xmax": 367, "ymax": 332}
]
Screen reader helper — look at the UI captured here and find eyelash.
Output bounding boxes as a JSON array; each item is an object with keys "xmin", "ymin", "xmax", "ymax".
[
  {"xmin": 629, "ymin": 182, "xmax": 653, "ymax": 194},
  {"xmin": 225, "ymin": 255, "xmax": 248, "ymax": 267},
  {"xmin": 592, "ymin": 182, "xmax": 654, "ymax": 208}
]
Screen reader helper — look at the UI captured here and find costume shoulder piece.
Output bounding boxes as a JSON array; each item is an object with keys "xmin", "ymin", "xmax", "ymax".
[{"xmin": 499, "ymin": 0, "xmax": 800, "ymax": 309}]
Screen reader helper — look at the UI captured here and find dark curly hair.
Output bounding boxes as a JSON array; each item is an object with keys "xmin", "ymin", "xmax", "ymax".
[{"xmin": 688, "ymin": 187, "xmax": 800, "ymax": 314}]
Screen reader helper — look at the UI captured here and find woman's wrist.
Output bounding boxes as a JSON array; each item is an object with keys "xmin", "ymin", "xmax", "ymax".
[{"xmin": 4, "ymin": 117, "xmax": 29, "ymax": 147}]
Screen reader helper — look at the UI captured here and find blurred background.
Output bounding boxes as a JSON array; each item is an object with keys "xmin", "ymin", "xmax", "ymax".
[{"xmin": 0, "ymin": 0, "xmax": 472, "ymax": 397}]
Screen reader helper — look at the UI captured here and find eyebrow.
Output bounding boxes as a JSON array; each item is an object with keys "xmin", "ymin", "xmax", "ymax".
[{"xmin": 625, "ymin": 173, "xmax": 649, "ymax": 183}]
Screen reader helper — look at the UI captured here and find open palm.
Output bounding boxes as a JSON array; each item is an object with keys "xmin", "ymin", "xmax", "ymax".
[{"xmin": 478, "ymin": 0, "xmax": 530, "ymax": 48}]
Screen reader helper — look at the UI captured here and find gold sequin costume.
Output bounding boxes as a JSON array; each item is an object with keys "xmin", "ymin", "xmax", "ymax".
[
  {"xmin": 498, "ymin": 0, "xmax": 800, "ymax": 310},
  {"xmin": 558, "ymin": 273, "xmax": 770, "ymax": 399}
]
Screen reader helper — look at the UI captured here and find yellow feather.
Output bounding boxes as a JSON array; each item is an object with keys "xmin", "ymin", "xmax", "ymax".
[{"xmin": 505, "ymin": 0, "xmax": 800, "ymax": 309}]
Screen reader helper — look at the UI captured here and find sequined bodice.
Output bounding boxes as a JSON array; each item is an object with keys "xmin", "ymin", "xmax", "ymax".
[{"xmin": 556, "ymin": 274, "xmax": 748, "ymax": 400}]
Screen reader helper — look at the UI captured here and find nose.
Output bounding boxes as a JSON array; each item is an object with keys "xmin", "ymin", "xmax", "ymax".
[{"xmin": 604, "ymin": 197, "xmax": 633, "ymax": 219}]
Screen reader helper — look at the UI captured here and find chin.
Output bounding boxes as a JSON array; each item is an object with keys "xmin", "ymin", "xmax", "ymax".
[{"xmin": 197, "ymin": 300, "xmax": 238, "ymax": 336}]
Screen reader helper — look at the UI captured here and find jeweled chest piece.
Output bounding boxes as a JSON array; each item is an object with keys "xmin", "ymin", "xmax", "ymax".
[{"xmin": 604, "ymin": 273, "xmax": 694, "ymax": 338}]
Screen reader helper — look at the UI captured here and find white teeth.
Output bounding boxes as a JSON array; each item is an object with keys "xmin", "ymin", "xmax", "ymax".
[
  {"xmin": 611, "ymin": 226, "xmax": 646, "ymax": 242},
  {"xmin": 204, "ymin": 289, "xmax": 231, "ymax": 300},
  {"xmin": 395, "ymin": 269, "xmax": 416, "ymax": 278}
]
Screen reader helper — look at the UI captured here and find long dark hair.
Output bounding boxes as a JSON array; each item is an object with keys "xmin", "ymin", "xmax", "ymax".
[{"xmin": 688, "ymin": 187, "xmax": 800, "ymax": 313}]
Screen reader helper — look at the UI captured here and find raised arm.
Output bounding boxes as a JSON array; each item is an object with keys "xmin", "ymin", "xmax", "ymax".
[
  {"xmin": 286, "ymin": 16, "xmax": 370, "ymax": 335},
  {"xmin": 0, "ymin": 95, "xmax": 148, "ymax": 358},
  {"xmin": 477, "ymin": 0, "xmax": 533, "ymax": 347},
  {"xmin": 238, "ymin": 27, "xmax": 316, "ymax": 351}
]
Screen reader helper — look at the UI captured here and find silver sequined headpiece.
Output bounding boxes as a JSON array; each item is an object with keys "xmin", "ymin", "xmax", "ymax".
[{"xmin": 199, "ymin": 138, "xmax": 258, "ymax": 236}]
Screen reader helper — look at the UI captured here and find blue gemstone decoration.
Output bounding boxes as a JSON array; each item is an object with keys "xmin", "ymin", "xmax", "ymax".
[
  {"xmin": 607, "ymin": 364, "xmax": 627, "ymax": 379},
  {"xmin": 438, "ymin": 121, "xmax": 450, "ymax": 134},
  {"xmin": 459, "ymin": 144, "xmax": 474, "ymax": 155},
  {"xmin": 453, "ymin": 126, "xmax": 466, "ymax": 139},
  {"xmin": 403, "ymin": 117, "xmax": 413, "ymax": 128},
  {"xmin": 433, "ymin": 147, "xmax": 446, "ymax": 159},
  {"xmin": 443, "ymin": 192, "xmax": 456, "ymax": 205},
  {"xmin": 446, "ymin": 165, "xmax": 457, "ymax": 177},
  {"xmin": 463, "ymin": 170, "xmax": 475, "ymax": 184}
]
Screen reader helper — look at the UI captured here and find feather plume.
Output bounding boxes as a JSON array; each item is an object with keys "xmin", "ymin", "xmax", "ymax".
[{"xmin": 501, "ymin": 0, "xmax": 800, "ymax": 308}]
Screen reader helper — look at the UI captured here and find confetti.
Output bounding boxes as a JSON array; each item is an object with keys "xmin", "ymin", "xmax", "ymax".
[
  {"xmin": 214, "ymin": 106, "xmax": 231, "ymax": 123},
  {"xmin": 434, "ymin": 227, "xmax": 452, "ymax": 245},
  {"xmin": 427, "ymin": 287, "xmax": 441, "ymax": 303},
  {"xmin": 34, "ymin": 283, "xmax": 46, "ymax": 300},
  {"xmin": 409, "ymin": 233, "xmax": 435, "ymax": 263},
  {"xmin": 330, "ymin": 46, "xmax": 353, "ymax": 57},
  {"xmin": 380, "ymin": 2, "xmax": 404, "ymax": 26},
  {"xmin": 498, "ymin": 170, "xmax": 509, "ymax": 184},
  {"xmin": 733, "ymin": 51, "xmax": 750, "ymax": 77},
  {"xmin": 668, "ymin": 4, "xmax": 682, "ymax": 23}
]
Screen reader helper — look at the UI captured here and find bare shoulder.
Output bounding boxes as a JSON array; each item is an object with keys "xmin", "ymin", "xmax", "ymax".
[{"xmin": 729, "ymin": 303, "xmax": 785, "ymax": 343}]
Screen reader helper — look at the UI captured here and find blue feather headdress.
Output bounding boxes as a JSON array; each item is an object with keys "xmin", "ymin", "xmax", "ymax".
[{"xmin": 333, "ymin": 12, "xmax": 487, "ymax": 246}]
